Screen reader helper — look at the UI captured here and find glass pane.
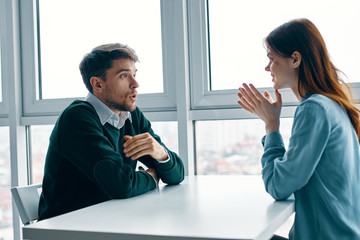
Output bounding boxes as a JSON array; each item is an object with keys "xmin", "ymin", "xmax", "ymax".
[
  {"xmin": 30, "ymin": 125, "xmax": 53, "ymax": 184},
  {"xmin": 38, "ymin": 0, "xmax": 163, "ymax": 99},
  {"xmin": 0, "ymin": 38, "xmax": 2, "ymax": 101},
  {"xmin": 208, "ymin": 0, "xmax": 360, "ymax": 90},
  {"xmin": 150, "ymin": 122, "xmax": 179, "ymax": 154},
  {"xmin": 195, "ymin": 118, "xmax": 293, "ymax": 175},
  {"xmin": 30, "ymin": 122, "xmax": 178, "ymax": 183},
  {"xmin": 0, "ymin": 127, "xmax": 12, "ymax": 239}
]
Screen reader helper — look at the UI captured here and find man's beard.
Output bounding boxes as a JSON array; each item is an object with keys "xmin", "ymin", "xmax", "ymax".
[{"xmin": 105, "ymin": 98, "xmax": 130, "ymax": 112}]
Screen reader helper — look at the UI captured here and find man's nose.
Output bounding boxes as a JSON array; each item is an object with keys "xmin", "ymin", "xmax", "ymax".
[{"xmin": 130, "ymin": 76, "xmax": 139, "ymax": 89}]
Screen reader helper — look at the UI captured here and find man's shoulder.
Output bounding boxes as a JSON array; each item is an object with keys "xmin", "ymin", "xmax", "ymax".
[
  {"xmin": 63, "ymin": 100, "xmax": 95, "ymax": 113},
  {"xmin": 130, "ymin": 106, "xmax": 145, "ymax": 120},
  {"xmin": 59, "ymin": 100, "xmax": 97, "ymax": 122}
]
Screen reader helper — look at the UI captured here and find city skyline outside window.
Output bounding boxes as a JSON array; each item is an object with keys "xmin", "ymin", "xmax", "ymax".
[
  {"xmin": 0, "ymin": 127, "xmax": 12, "ymax": 240},
  {"xmin": 196, "ymin": 118, "xmax": 293, "ymax": 175}
]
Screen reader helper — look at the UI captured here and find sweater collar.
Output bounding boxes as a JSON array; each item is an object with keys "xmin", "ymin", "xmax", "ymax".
[{"xmin": 84, "ymin": 93, "xmax": 132, "ymax": 129}]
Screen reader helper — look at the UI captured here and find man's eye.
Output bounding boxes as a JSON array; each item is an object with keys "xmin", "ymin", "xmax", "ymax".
[{"xmin": 120, "ymin": 73, "xmax": 127, "ymax": 78}]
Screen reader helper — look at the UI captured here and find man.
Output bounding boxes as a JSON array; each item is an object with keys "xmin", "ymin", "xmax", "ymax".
[{"xmin": 38, "ymin": 43, "xmax": 185, "ymax": 221}]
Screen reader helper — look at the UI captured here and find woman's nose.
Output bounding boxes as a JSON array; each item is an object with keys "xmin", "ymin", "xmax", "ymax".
[{"xmin": 265, "ymin": 63, "xmax": 270, "ymax": 72}]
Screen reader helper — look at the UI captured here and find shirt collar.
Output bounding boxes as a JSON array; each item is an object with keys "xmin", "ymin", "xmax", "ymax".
[{"xmin": 84, "ymin": 93, "xmax": 132, "ymax": 129}]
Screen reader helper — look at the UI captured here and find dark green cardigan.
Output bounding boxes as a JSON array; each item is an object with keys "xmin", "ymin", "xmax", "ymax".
[{"xmin": 38, "ymin": 100, "xmax": 184, "ymax": 220}]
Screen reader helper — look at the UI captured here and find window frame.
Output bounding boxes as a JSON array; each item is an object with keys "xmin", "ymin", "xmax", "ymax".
[
  {"xmin": 3, "ymin": 1, "xmax": 360, "ymax": 239},
  {"xmin": 0, "ymin": 0, "xmax": 9, "ymax": 124},
  {"xmin": 20, "ymin": 0, "xmax": 177, "ymax": 125},
  {"xmin": 187, "ymin": 0, "xmax": 360, "ymax": 121}
]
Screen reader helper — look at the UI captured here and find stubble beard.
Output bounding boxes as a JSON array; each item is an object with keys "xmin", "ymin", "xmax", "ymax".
[{"xmin": 105, "ymin": 98, "xmax": 135, "ymax": 112}]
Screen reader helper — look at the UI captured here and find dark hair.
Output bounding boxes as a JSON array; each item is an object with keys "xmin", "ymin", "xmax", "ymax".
[
  {"xmin": 79, "ymin": 43, "xmax": 138, "ymax": 93},
  {"xmin": 265, "ymin": 18, "xmax": 360, "ymax": 141}
]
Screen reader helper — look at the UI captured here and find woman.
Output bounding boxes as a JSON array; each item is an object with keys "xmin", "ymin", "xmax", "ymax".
[{"xmin": 237, "ymin": 18, "xmax": 360, "ymax": 239}]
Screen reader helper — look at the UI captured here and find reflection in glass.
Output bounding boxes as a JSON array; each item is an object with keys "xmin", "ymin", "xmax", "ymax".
[
  {"xmin": 208, "ymin": 0, "xmax": 360, "ymax": 90},
  {"xmin": 38, "ymin": 0, "xmax": 163, "ymax": 99},
  {"xmin": 0, "ymin": 127, "xmax": 12, "ymax": 239},
  {"xmin": 195, "ymin": 118, "xmax": 293, "ymax": 175}
]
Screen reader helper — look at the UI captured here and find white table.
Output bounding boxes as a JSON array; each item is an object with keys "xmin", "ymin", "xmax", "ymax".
[{"xmin": 23, "ymin": 175, "xmax": 294, "ymax": 240}]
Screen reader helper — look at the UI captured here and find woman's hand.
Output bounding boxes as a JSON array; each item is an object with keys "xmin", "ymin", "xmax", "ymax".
[{"xmin": 237, "ymin": 83, "xmax": 282, "ymax": 134}]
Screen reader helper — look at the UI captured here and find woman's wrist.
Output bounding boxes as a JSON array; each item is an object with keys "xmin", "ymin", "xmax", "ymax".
[{"xmin": 265, "ymin": 122, "xmax": 280, "ymax": 134}]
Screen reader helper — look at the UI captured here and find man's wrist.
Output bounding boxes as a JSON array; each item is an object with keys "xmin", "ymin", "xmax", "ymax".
[{"xmin": 156, "ymin": 149, "xmax": 170, "ymax": 163}]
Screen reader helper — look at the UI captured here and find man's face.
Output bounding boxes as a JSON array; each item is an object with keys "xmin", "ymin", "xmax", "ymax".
[{"xmin": 99, "ymin": 58, "xmax": 139, "ymax": 113}]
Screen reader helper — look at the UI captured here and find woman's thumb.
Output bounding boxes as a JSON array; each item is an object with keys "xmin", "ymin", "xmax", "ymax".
[{"xmin": 275, "ymin": 89, "xmax": 282, "ymax": 104}]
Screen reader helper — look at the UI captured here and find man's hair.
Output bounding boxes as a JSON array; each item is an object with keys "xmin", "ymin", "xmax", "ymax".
[{"xmin": 79, "ymin": 43, "xmax": 139, "ymax": 93}]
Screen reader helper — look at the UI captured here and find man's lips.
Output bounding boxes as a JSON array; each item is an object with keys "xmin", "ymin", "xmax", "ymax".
[{"xmin": 129, "ymin": 93, "xmax": 137, "ymax": 102}]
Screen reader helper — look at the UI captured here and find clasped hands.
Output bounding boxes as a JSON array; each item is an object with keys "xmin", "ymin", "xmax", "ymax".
[
  {"xmin": 124, "ymin": 133, "xmax": 168, "ymax": 184},
  {"xmin": 237, "ymin": 83, "xmax": 282, "ymax": 134}
]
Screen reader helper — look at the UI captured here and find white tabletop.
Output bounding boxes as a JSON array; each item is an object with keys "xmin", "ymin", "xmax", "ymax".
[{"xmin": 23, "ymin": 175, "xmax": 294, "ymax": 240}]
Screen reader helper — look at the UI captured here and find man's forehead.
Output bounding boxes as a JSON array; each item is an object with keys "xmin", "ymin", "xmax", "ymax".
[{"xmin": 111, "ymin": 58, "xmax": 137, "ymax": 71}]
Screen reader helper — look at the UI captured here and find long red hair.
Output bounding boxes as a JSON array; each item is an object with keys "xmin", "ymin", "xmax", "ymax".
[{"xmin": 265, "ymin": 18, "xmax": 360, "ymax": 142}]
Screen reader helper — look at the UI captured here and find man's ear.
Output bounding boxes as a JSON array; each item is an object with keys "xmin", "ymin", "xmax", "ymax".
[
  {"xmin": 90, "ymin": 77, "xmax": 103, "ymax": 93},
  {"xmin": 291, "ymin": 51, "xmax": 302, "ymax": 68}
]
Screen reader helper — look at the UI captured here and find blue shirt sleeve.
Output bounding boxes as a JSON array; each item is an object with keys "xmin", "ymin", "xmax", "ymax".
[{"xmin": 261, "ymin": 101, "xmax": 331, "ymax": 200}]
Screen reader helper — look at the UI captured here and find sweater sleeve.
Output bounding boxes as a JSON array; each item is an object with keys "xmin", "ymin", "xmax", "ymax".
[
  {"xmin": 56, "ymin": 102, "xmax": 156, "ymax": 199},
  {"xmin": 261, "ymin": 101, "xmax": 331, "ymax": 200},
  {"xmin": 133, "ymin": 108, "xmax": 185, "ymax": 185}
]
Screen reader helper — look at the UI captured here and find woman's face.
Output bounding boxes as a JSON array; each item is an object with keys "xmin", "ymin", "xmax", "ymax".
[{"xmin": 265, "ymin": 48, "xmax": 299, "ymax": 91}]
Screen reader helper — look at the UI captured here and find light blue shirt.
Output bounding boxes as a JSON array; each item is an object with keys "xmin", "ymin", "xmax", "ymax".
[
  {"xmin": 261, "ymin": 94, "xmax": 360, "ymax": 240},
  {"xmin": 84, "ymin": 92, "xmax": 169, "ymax": 164},
  {"xmin": 84, "ymin": 93, "xmax": 131, "ymax": 129}
]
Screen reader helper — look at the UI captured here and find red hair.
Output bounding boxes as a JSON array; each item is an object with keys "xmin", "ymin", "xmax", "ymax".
[{"xmin": 266, "ymin": 18, "xmax": 360, "ymax": 142}]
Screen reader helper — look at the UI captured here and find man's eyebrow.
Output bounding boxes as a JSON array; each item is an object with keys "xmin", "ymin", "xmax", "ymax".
[{"xmin": 115, "ymin": 69, "xmax": 137, "ymax": 74}]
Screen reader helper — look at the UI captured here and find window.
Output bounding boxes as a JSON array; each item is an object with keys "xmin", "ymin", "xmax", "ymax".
[
  {"xmin": 30, "ymin": 125, "xmax": 53, "ymax": 184},
  {"xmin": 189, "ymin": 0, "xmax": 360, "ymax": 110},
  {"xmin": 151, "ymin": 122, "xmax": 179, "ymax": 154},
  {"xmin": 0, "ymin": 41, "xmax": 2, "ymax": 102},
  {"xmin": 195, "ymin": 118, "xmax": 293, "ymax": 175},
  {"xmin": 22, "ymin": 0, "xmax": 176, "ymax": 117},
  {"xmin": 37, "ymin": 0, "xmax": 163, "ymax": 99},
  {"xmin": 0, "ymin": 127, "xmax": 12, "ymax": 240},
  {"xmin": 207, "ymin": 0, "xmax": 360, "ymax": 91}
]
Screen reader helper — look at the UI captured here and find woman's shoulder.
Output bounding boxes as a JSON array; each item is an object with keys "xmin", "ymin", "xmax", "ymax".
[
  {"xmin": 302, "ymin": 93, "xmax": 331, "ymax": 103},
  {"xmin": 298, "ymin": 94, "xmax": 344, "ymax": 118},
  {"xmin": 300, "ymin": 94, "xmax": 338, "ymax": 109}
]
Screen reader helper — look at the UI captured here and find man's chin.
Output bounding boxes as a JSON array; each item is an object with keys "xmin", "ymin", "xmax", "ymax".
[{"xmin": 128, "ymin": 104, "xmax": 137, "ymax": 112}]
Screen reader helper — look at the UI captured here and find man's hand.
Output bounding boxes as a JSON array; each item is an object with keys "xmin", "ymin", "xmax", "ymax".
[
  {"xmin": 123, "ymin": 133, "xmax": 168, "ymax": 161},
  {"xmin": 138, "ymin": 166, "xmax": 158, "ymax": 185}
]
